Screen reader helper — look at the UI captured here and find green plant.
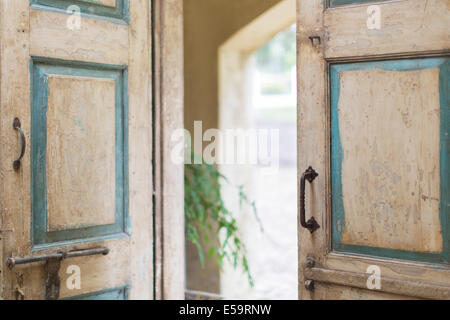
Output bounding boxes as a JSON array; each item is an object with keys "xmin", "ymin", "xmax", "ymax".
[{"xmin": 185, "ymin": 162, "xmax": 261, "ymax": 287}]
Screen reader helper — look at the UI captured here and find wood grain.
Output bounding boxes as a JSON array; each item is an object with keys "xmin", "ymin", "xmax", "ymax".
[
  {"xmin": 297, "ymin": 0, "xmax": 329, "ymax": 301},
  {"xmin": 30, "ymin": 9, "xmax": 129, "ymax": 65},
  {"xmin": 305, "ymin": 266, "xmax": 450, "ymax": 299},
  {"xmin": 46, "ymin": 76, "xmax": 116, "ymax": 231},
  {"xmin": 157, "ymin": 0, "xmax": 186, "ymax": 300},
  {"xmin": 1, "ymin": 0, "xmax": 155, "ymax": 300},
  {"xmin": 338, "ymin": 68, "xmax": 442, "ymax": 253},
  {"xmin": 0, "ymin": 0, "xmax": 32, "ymax": 300},
  {"xmin": 297, "ymin": 0, "xmax": 450, "ymax": 300},
  {"xmin": 325, "ymin": 253, "xmax": 450, "ymax": 287},
  {"xmin": 324, "ymin": 0, "xmax": 450, "ymax": 58},
  {"xmin": 313, "ymin": 282, "xmax": 420, "ymax": 300}
]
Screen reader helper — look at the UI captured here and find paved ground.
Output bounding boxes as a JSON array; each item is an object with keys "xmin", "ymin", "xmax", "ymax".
[{"xmin": 222, "ymin": 165, "xmax": 298, "ymax": 300}]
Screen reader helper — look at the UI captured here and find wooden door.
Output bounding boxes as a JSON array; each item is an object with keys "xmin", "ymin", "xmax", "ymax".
[
  {"xmin": 0, "ymin": 0, "xmax": 153, "ymax": 300},
  {"xmin": 297, "ymin": 0, "xmax": 449, "ymax": 300}
]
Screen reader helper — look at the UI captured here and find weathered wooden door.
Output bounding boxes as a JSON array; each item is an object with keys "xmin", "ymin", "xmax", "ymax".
[
  {"xmin": 297, "ymin": 0, "xmax": 449, "ymax": 299},
  {"xmin": 0, "ymin": 0, "xmax": 153, "ymax": 299}
]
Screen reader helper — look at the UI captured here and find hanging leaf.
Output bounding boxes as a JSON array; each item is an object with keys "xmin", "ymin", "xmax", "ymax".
[{"xmin": 185, "ymin": 154, "xmax": 260, "ymax": 287}]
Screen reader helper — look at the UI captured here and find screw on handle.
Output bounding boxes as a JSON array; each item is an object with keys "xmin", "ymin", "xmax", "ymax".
[
  {"xmin": 12, "ymin": 117, "xmax": 26, "ymax": 171},
  {"xmin": 300, "ymin": 166, "xmax": 320, "ymax": 234}
]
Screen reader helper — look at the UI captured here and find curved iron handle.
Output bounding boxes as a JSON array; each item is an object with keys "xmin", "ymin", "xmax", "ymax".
[
  {"xmin": 12, "ymin": 118, "xmax": 26, "ymax": 171},
  {"xmin": 300, "ymin": 166, "xmax": 320, "ymax": 234}
]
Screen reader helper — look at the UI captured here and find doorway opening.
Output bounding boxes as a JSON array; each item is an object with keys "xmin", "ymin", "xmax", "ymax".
[
  {"xmin": 219, "ymin": 24, "xmax": 297, "ymax": 301},
  {"xmin": 184, "ymin": 0, "xmax": 297, "ymax": 300}
]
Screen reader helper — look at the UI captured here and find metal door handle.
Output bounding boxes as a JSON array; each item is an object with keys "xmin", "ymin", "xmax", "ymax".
[
  {"xmin": 300, "ymin": 166, "xmax": 320, "ymax": 234},
  {"xmin": 7, "ymin": 247, "xmax": 110, "ymax": 300},
  {"xmin": 12, "ymin": 117, "xmax": 26, "ymax": 171}
]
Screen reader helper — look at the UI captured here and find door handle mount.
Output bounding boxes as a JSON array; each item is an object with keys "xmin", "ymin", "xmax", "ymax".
[
  {"xmin": 300, "ymin": 166, "xmax": 320, "ymax": 234},
  {"xmin": 309, "ymin": 35, "xmax": 321, "ymax": 47},
  {"xmin": 12, "ymin": 117, "xmax": 26, "ymax": 171},
  {"xmin": 7, "ymin": 247, "xmax": 110, "ymax": 300}
]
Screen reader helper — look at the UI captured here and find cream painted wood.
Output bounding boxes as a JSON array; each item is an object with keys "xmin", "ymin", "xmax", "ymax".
[
  {"xmin": 297, "ymin": 0, "xmax": 329, "ymax": 301},
  {"xmin": 338, "ymin": 68, "xmax": 442, "ymax": 253},
  {"xmin": 46, "ymin": 76, "xmax": 116, "ymax": 231},
  {"xmin": 324, "ymin": 0, "xmax": 450, "ymax": 59},
  {"xmin": 297, "ymin": 0, "xmax": 450, "ymax": 300},
  {"xmin": 30, "ymin": 9, "xmax": 129, "ymax": 65},
  {"xmin": 0, "ymin": 0, "xmax": 153, "ymax": 300},
  {"xmin": 305, "ymin": 266, "xmax": 450, "ymax": 299},
  {"xmin": 313, "ymin": 282, "xmax": 420, "ymax": 300},
  {"xmin": 325, "ymin": 253, "xmax": 450, "ymax": 287},
  {"xmin": 152, "ymin": 0, "xmax": 186, "ymax": 300}
]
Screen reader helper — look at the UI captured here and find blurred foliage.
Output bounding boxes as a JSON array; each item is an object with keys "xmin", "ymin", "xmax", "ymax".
[
  {"xmin": 255, "ymin": 24, "xmax": 296, "ymax": 73},
  {"xmin": 185, "ymin": 160, "xmax": 262, "ymax": 287}
]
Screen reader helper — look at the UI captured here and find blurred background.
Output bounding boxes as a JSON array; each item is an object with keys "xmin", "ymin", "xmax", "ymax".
[{"xmin": 184, "ymin": 0, "xmax": 297, "ymax": 300}]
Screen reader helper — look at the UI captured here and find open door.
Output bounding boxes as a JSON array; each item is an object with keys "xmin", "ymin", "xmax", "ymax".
[
  {"xmin": 297, "ymin": 0, "xmax": 449, "ymax": 299},
  {"xmin": 0, "ymin": 0, "xmax": 153, "ymax": 299}
]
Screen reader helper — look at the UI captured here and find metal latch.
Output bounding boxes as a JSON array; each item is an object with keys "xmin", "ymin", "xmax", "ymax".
[
  {"xmin": 7, "ymin": 247, "xmax": 110, "ymax": 300},
  {"xmin": 304, "ymin": 256, "xmax": 316, "ymax": 291},
  {"xmin": 308, "ymin": 35, "xmax": 321, "ymax": 47}
]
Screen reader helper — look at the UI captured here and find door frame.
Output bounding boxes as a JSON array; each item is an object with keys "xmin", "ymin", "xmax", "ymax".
[{"xmin": 152, "ymin": 0, "xmax": 185, "ymax": 300}]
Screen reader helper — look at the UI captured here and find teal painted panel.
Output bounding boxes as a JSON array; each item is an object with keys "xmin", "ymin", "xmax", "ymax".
[
  {"xmin": 331, "ymin": 57, "xmax": 449, "ymax": 264},
  {"xmin": 30, "ymin": 0, "xmax": 130, "ymax": 24},
  {"xmin": 31, "ymin": 57, "xmax": 130, "ymax": 250},
  {"xmin": 63, "ymin": 286, "xmax": 130, "ymax": 300},
  {"xmin": 330, "ymin": 0, "xmax": 385, "ymax": 6}
]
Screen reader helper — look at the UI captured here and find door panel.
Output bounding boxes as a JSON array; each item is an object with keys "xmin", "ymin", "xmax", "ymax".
[
  {"xmin": 31, "ymin": 58, "xmax": 129, "ymax": 247},
  {"xmin": 325, "ymin": 0, "xmax": 449, "ymax": 59},
  {"xmin": 297, "ymin": 0, "xmax": 450, "ymax": 300},
  {"xmin": 331, "ymin": 58, "xmax": 449, "ymax": 263},
  {"xmin": 31, "ymin": 0, "xmax": 129, "ymax": 22},
  {"xmin": 30, "ymin": 9, "xmax": 129, "ymax": 65},
  {"xmin": 0, "ymin": 0, "xmax": 153, "ymax": 299}
]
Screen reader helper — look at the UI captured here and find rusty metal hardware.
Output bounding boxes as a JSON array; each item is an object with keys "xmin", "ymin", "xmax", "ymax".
[
  {"xmin": 305, "ymin": 280, "xmax": 315, "ymax": 291},
  {"xmin": 12, "ymin": 118, "xmax": 26, "ymax": 171},
  {"xmin": 7, "ymin": 247, "xmax": 109, "ymax": 300},
  {"xmin": 304, "ymin": 257, "xmax": 316, "ymax": 291},
  {"xmin": 45, "ymin": 257, "xmax": 62, "ymax": 300},
  {"xmin": 15, "ymin": 288, "xmax": 25, "ymax": 300},
  {"xmin": 306, "ymin": 256, "xmax": 316, "ymax": 269},
  {"xmin": 309, "ymin": 35, "xmax": 321, "ymax": 46},
  {"xmin": 300, "ymin": 166, "xmax": 320, "ymax": 234}
]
